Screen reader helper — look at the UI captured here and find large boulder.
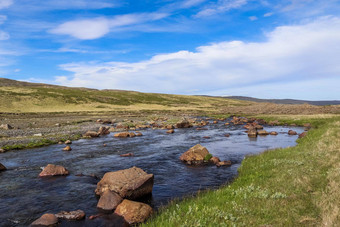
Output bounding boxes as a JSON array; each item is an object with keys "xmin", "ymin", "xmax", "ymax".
[
  {"xmin": 39, "ymin": 164, "xmax": 69, "ymax": 177},
  {"xmin": 175, "ymin": 119, "xmax": 192, "ymax": 128},
  {"xmin": 0, "ymin": 163, "xmax": 6, "ymax": 171},
  {"xmin": 114, "ymin": 199, "xmax": 152, "ymax": 225},
  {"xmin": 97, "ymin": 190, "xmax": 123, "ymax": 212},
  {"xmin": 55, "ymin": 210, "xmax": 85, "ymax": 221},
  {"xmin": 31, "ymin": 213, "xmax": 58, "ymax": 226},
  {"xmin": 84, "ymin": 131, "xmax": 99, "ymax": 138},
  {"xmin": 95, "ymin": 166, "xmax": 154, "ymax": 199},
  {"xmin": 179, "ymin": 144, "xmax": 210, "ymax": 165}
]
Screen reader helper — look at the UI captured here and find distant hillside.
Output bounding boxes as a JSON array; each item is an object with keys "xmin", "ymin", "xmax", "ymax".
[
  {"xmin": 0, "ymin": 78, "xmax": 249, "ymax": 113},
  {"xmin": 226, "ymin": 96, "xmax": 340, "ymax": 106}
]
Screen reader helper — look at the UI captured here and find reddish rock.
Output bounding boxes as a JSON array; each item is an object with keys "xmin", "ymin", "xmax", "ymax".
[
  {"xmin": 103, "ymin": 144, "xmax": 107, "ymax": 147},
  {"xmin": 257, "ymin": 130, "xmax": 269, "ymax": 136},
  {"xmin": 120, "ymin": 153, "xmax": 134, "ymax": 157},
  {"xmin": 64, "ymin": 140, "xmax": 72, "ymax": 144},
  {"xmin": 225, "ymin": 122, "xmax": 230, "ymax": 126},
  {"xmin": 135, "ymin": 132, "xmax": 143, "ymax": 136},
  {"xmin": 97, "ymin": 190, "xmax": 123, "ymax": 212},
  {"xmin": 39, "ymin": 164, "xmax": 69, "ymax": 177},
  {"xmin": 179, "ymin": 144, "xmax": 210, "ymax": 165},
  {"xmin": 95, "ymin": 167, "xmax": 154, "ymax": 199},
  {"xmin": 31, "ymin": 213, "xmax": 58, "ymax": 226},
  {"xmin": 114, "ymin": 199, "xmax": 152, "ymax": 225},
  {"xmin": 255, "ymin": 125, "xmax": 264, "ymax": 130},
  {"xmin": 216, "ymin": 160, "xmax": 232, "ymax": 167},
  {"xmin": 288, "ymin": 130, "xmax": 297, "ymax": 135},
  {"xmin": 213, "ymin": 121, "xmax": 218, "ymax": 124},
  {"xmin": 196, "ymin": 127, "xmax": 208, "ymax": 130},
  {"xmin": 114, "ymin": 132, "xmax": 136, "ymax": 138},
  {"xmin": 55, "ymin": 210, "xmax": 85, "ymax": 220},
  {"xmin": 166, "ymin": 129, "xmax": 174, "ymax": 134},
  {"xmin": 210, "ymin": 156, "xmax": 220, "ymax": 165},
  {"xmin": 84, "ymin": 131, "xmax": 99, "ymax": 138},
  {"xmin": 166, "ymin": 125, "xmax": 174, "ymax": 129},
  {"xmin": 96, "ymin": 119, "xmax": 103, "ymax": 123},
  {"xmin": 224, "ymin": 133, "xmax": 230, "ymax": 137},
  {"xmin": 203, "ymin": 136, "xmax": 211, "ymax": 139},
  {"xmin": 98, "ymin": 126, "xmax": 110, "ymax": 135},
  {"xmin": 0, "ymin": 163, "xmax": 6, "ymax": 171},
  {"xmin": 299, "ymin": 132, "xmax": 307, "ymax": 138},
  {"xmin": 270, "ymin": 131, "xmax": 278, "ymax": 135},
  {"xmin": 62, "ymin": 146, "xmax": 72, "ymax": 151}
]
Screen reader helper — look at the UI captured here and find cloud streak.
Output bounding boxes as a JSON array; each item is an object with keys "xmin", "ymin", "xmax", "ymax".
[
  {"xmin": 50, "ymin": 13, "xmax": 169, "ymax": 40},
  {"xmin": 195, "ymin": 0, "xmax": 248, "ymax": 17},
  {"xmin": 55, "ymin": 16, "xmax": 340, "ymax": 99}
]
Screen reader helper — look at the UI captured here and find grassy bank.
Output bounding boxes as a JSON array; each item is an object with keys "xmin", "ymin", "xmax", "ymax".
[{"xmin": 144, "ymin": 115, "xmax": 340, "ymax": 226}]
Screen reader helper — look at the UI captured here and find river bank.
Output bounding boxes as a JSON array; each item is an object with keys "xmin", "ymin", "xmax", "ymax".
[{"xmin": 143, "ymin": 115, "xmax": 340, "ymax": 226}]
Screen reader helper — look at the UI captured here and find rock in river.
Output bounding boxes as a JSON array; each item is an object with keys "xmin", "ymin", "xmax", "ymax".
[
  {"xmin": 84, "ymin": 131, "xmax": 99, "ymax": 138},
  {"xmin": 175, "ymin": 119, "xmax": 192, "ymax": 128},
  {"xmin": 31, "ymin": 213, "xmax": 58, "ymax": 226},
  {"xmin": 0, "ymin": 163, "xmax": 6, "ymax": 171},
  {"xmin": 62, "ymin": 146, "xmax": 72, "ymax": 151},
  {"xmin": 114, "ymin": 132, "xmax": 136, "ymax": 138},
  {"xmin": 95, "ymin": 166, "xmax": 154, "ymax": 199},
  {"xmin": 179, "ymin": 144, "xmax": 210, "ymax": 165},
  {"xmin": 97, "ymin": 190, "xmax": 123, "ymax": 212},
  {"xmin": 39, "ymin": 164, "xmax": 69, "ymax": 177},
  {"xmin": 247, "ymin": 127, "xmax": 258, "ymax": 138},
  {"xmin": 55, "ymin": 210, "xmax": 85, "ymax": 220},
  {"xmin": 288, "ymin": 130, "xmax": 297, "ymax": 135},
  {"xmin": 114, "ymin": 199, "xmax": 153, "ymax": 225},
  {"xmin": 257, "ymin": 130, "xmax": 269, "ymax": 136}
]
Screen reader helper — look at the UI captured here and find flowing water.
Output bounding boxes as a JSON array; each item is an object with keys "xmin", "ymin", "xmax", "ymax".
[{"xmin": 0, "ymin": 118, "xmax": 304, "ymax": 226}]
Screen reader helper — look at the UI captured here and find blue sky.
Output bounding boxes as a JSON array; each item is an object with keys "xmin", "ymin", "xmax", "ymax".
[{"xmin": 0, "ymin": 0, "xmax": 340, "ymax": 100}]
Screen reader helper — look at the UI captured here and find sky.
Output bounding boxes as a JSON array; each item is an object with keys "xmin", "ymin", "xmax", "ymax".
[{"xmin": 0, "ymin": 0, "xmax": 340, "ymax": 100}]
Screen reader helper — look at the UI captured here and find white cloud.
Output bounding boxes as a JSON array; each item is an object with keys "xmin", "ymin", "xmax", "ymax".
[
  {"xmin": 0, "ymin": 0, "xmax": 13, "ymax": 9},
  {"xmin": 263, "ymin": 12, "xmax": 273, "ymax": 17},
  {"xmin": 0, "ymin": 15, "xmax": 6, "ymax": 24},
  {"xmin": 55, "ymin": 16, "xmax": 340, "ymax": 99},
  {"xmin": 195, "ymin": 0, "xmax": 248, "ymax": 17},
  {"xmin": 0, "ymin": 30, "xmax": 9, "ymax": 40},
  {"xmin": 50, "ymin": 13, "xmax": 169, "ymax": 40},
  {"xmin": 249, "ymin": 16, "xmax": 258, "ymax": 21}
]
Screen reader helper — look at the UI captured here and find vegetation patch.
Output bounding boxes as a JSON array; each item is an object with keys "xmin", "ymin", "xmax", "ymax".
[{"xmin": 143, "ymin": 115, "xmax": 340, "ymax": 226}]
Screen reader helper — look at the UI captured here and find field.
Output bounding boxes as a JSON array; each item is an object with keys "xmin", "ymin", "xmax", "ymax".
[{"xmin": 1, "ymin": 78, "xmax": 340, "ymax": 226}]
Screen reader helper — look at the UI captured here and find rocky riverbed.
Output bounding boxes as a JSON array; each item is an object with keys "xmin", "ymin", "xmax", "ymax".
[{"xmin": 0, "ymin": 116, "xmax": 305, "ymax": 226}]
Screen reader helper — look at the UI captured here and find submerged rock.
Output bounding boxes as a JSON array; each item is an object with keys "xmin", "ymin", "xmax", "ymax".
[
  {"xmin": 97, "ymin": 190, "xmax": 123, "ymax": 212},
  {"xmin": 0, "ymin": 163, "xmax": 6, "ymax": 171},
  {"xmin": 288, "ymin": 130, "xmax": 297, "ymax": 135},
  {"xmin": 114, "ymin": 199, "xmax": 153, "ymax": 225},
  {"xmin": 120, "ymin": 153, "xmax": 134, "ymax": 157},
  {"xmin": 270, "ymin": 131, "xmax": 278, "ymax": 135},
  {"xmin": 95, "ymin": 166, "xmax": 154, "ymax": 199},
  {"xmin": 216, "ymin": 160, "xmax": 232, "ymax": 167},
  {"xmin": 247, "ymin": 127, "xmax": 257, "ymax": 138},
  {"xmin": 166, "ymin": 129, "xmax": 174, "ymax": 134},
  {"xmin": 55, "ymin": 210, "xmax": 85, "ymax": 220},
  {"xmin": 62, "ymin": 146, "xmax": 72, "ymax": 151},
  {"xmin": 31, "ymin": 213, "xmax": 58, "ymax": 226},
  {"xmin": 39, "ymin": 164, "xmax": 69, "ymax": 177},
  {"xmin": 179, "ymin": 144, "xmax": 210, "ymax": 165}
]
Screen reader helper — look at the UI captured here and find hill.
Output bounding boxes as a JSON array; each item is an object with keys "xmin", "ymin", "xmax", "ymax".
[
  {"xmin": 0, "ymin": 78, "xmax": 249, "ymax": 113},
  {"xmin": 226, "ymin": 96, "xmax": 340, "ymax": 106}
]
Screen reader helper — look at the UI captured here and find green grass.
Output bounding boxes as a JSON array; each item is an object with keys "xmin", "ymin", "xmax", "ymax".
[{"xmin": 144, "ymin": 115, "xmax": 340, "ymax": 226}]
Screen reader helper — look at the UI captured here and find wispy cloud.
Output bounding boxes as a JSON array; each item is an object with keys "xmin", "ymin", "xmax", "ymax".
[
  {"xmin": 55, "ymin": 16, "xmax": 340, "ymax": 99},
  {"xmin": 0, "ymin": 0, "xmax": 13, "ymax": 10},
  {"xmin": 249, "ymin": 16, "xmax": 258, "ymax": 21},
  {"xmin": 195, "ymin": 0, "xmax": 248, "ymax": 17},
  {"xmin": 0, "ymin": 30, "xmax": 9, "ymax": 40},
  {"xmin": 50, "ymin": 13, "xmax": 169, "ymax": 40}
]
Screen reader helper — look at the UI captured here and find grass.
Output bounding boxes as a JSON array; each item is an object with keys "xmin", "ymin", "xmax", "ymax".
[
  {"xmin": 0, "ymin": 78, "xmax": 249, "ymax": 113},
  {"xmin": 143, "ymin": 115, "xmax": 340, "ymax": 226},
  {"xmin": 1, "ymin": 134, "xmax": 83, "ymax": 151}
]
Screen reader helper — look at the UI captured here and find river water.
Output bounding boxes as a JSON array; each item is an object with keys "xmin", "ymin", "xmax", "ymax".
[{"xmin": 0, "ymin": 118, "xmax": 304, "ymax": 226}]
